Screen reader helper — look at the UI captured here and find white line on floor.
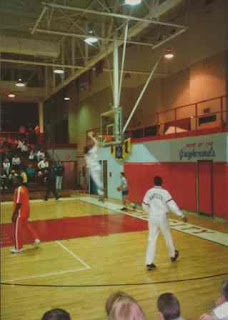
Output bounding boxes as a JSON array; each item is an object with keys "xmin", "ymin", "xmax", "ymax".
[
  {"xmin": 56, "ymin": 240, "xmax": 91, "ymax": 270},
  {"xmin": 3, "ymin": 267, "xmax": 87, "ymax": 282}
]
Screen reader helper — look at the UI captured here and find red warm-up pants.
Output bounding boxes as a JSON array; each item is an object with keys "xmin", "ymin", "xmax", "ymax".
[{"xmin": 14, "ymin": 213, "xmax": 39, "ymax": 250}]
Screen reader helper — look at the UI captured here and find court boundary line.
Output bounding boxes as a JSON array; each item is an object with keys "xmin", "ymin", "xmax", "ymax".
[
  {"xmin": 1, "ymin": 271, "xmax": 227, "ymax": 288},
  {"xmin": 3, "ymin": 240, "xmax": 90, "ymax": 282},
  {"xmin": 56, "ymin": 240, "xmax": 91, "ymax": 270}
]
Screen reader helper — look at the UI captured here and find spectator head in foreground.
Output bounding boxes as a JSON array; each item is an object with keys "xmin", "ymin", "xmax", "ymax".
[
  {"xmin": 157, "ymin": 293, "xmax": 182, "ymax": 320},
  {"xmin": 41, "ymin": 308, "xmax": 71, "ymax": 320},
  {"xmin": 106, "ymin": 291, "xmax": 145, "ymax": 320}
]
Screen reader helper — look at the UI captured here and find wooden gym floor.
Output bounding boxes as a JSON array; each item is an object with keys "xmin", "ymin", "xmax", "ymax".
[{"xmin": 0, "ymin": 195, "xmax": 228, "ymax": 320}]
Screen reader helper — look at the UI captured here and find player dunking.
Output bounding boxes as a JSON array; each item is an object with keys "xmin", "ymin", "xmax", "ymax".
[
  {"xmin": 142, "ymin": 176, "xmax": 187, "ymax": 270},
  {"xmin": 11, "ymin": 176, "xmax": 40, "ymax": 253},
  {"xmin": 84, "ymin": 131, "xmax": 104, "ymax": 201}
]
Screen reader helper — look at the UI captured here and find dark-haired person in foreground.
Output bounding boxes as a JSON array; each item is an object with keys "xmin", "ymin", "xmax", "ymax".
[
  {"xmin": 157, "ymin": 293, "xmax": 183, "ymax": 320},
  {"xmin": 142, "ymin": 176, "xmax": 187, "ymax": 270},
  {"xmin": 41, "ymin": 308, "xmax": 71, "ymax": 320}
]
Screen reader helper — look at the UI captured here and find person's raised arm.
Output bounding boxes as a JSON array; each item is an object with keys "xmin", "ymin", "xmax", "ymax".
[{"xmin": 87, "ymin": 131, "xmax": 98, "ymax": 147}]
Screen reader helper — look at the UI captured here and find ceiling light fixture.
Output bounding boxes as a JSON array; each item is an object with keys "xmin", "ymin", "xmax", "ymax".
[
  {"xmin": 84, "ymin": 30, "xmax": 98, "ymax": 45},
  {"xmin": 8, "ymin": 93, "xmax": 16, "ymax": 98},
  {"xmin": 164, "ymin": 49, "xmax": 174, "ymax": 60},
  {"xmin": 64, "ymin": 97, "xmax": 70, "ymax": 101},
  {"xmin": 125, "ymin": 0, "xmax": 142, "ymax": 5},
  {"xmin": 54, "ymin": 68, "xmax": 64, "ymax": 74},
  {"xmin": 15, "ymin": 78, "xmax": 26, "ymax": 87}
]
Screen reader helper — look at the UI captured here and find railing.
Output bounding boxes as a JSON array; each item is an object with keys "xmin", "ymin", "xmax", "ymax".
[{"xmin": 126, "ymin": 95, "xmax": 227, "ymax": 140}]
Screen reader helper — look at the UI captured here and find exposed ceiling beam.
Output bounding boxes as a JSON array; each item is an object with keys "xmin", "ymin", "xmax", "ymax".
[
  {"xmin": 0, "ymin": 58, "xmax": 167, "ymax": 76},
  {"xmin": 42, "ymin": 2, "xmax": 186, "ymax": 29},
  {"xmin": 31, "ymin": 6, "xmax": 48, "ymax": 34},
  {"xmin": 43, "ymin": 0, "xmax": 186, "ymax": 100},
  {"xmin": 0, "ymin": 58, "xmax": 84, "ymax": 70},
  {"xmin": 35, "ymin": 28, "xmax": 156, "ymax": 47}
]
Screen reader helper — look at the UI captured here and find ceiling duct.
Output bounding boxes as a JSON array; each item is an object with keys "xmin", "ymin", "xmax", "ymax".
[{"xmin": 0, "ymin": 35, "xmax": 60, "ymax": 58}]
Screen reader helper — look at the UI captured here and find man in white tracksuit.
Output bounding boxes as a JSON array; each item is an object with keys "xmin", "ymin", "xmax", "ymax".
[
  {"xmin": 85, "ymin": 131, "xmax": 104, "ymax": 201},
  {"xmin": 142, "ymin": 176, "xmax": 187, "ymax": 271}
]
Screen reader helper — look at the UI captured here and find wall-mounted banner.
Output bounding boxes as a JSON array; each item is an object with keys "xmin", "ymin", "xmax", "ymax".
[
  {"xmin": 127, "ymin": 133, "xmax": 227, "ymax": 163},
  {"xmin": 179, "ymin": 141, "xmax": 216, "ymax": 161},
  {"xmin": 111, "ymin": 138, "xmax": 132, "ymax": 160}
]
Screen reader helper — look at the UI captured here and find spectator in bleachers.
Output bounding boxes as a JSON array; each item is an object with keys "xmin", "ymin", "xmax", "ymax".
[
  {"xmin": 21, "ymin": 140, "xmax": 29, "ymax": 153},
  {"xmin": 38, "ymin": 157, "xmax": 49, "ymax": 171},
  {"xmin": 41, "ymin": 308, "xmax": 71, "ymax": 320},
  {"xmin": 157, "ymin": 293, "xmax": 183, "ymax": 320},
  {"xmin": 12, "ymin": 153, "xmax": 21, "ymax": 170},
  {"xmin": 3, "ymin": 158, "xmax": 11, "ymax": 176},
  {"xmin": 17, "ymin": 139, "xmax": 23, "ymax": 152},
  {"xmin": 26, "ymin": 163, "xmax": 36, "ymax": 182},
  {"xmin": 37, "ymin": 149, "xmax": 45, "ymax": 162},
  {"xmin": 37, "ymin": 157, "xmax": 49, "ymax": 184},
  {"xmin": 28, "ymin": 148, "xmax": 37, "ymax": 162},
  {"xmin": 0, "ymin": 167, "xmax": 8, "ymax": 192},
  {"xmin": 17, "ymin": 139, "xmax": 29, "ymax": 153},
  {"xmin": 200, "ymin": 280, "xmax": 228, "ymax": 320},
  {"xmin": 106, "ymin": 291, "xmax": 145, "ymax": 320}
]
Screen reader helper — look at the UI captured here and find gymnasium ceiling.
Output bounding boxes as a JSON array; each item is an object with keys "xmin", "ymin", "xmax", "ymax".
[{"xmin": 0, "ymin": 0, "xmax": 227, "ymax": 103}]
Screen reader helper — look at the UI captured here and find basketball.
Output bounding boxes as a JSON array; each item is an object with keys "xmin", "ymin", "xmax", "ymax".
[{"xmin": 117, "ymin": 186, "xmax": 122, "ymax": 192}]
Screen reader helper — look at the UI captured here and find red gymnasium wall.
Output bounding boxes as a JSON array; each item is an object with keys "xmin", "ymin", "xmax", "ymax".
[
  {"xmin": 213, "ymin": 163, "xmax": 228, "ymax": 219},
  {"xmin": 124, "ymin": 162, "xmax": 228, "ymax": 221}
]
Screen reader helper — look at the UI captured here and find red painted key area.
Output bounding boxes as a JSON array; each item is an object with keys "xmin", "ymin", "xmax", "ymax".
[{"xmin": 0, "ymin": 214, "xmax": 147, "ymax": 248}]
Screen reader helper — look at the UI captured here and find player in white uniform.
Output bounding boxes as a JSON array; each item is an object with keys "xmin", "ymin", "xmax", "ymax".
[
  {"xmin": 85, "ymin": 131, "xmax": 104, "ymax": 201},
  {"xmin": 142, "ymin": 176, "xmax": 187, "ymax": 271}
]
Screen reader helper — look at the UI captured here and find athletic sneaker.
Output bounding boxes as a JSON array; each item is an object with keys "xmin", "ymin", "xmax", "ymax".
[
  {"xmin": 146, "ymin": 263, "xmax": 156, "ymax": 271},
  {"xmin": 10, "ymin": 248, "xmax": 23, "ymax": 254},
  {"xmin": 171, "ymin": 250, "xmax": 179, "ymax": 262},
  {"xmin": 34, "ymin": 239, "xmax": 40, "ymax": 247}
]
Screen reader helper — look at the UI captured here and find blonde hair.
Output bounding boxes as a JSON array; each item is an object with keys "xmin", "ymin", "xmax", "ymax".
[{"xmin": 106, "ymin": 292, "xmax": 145, "ymax": 320}]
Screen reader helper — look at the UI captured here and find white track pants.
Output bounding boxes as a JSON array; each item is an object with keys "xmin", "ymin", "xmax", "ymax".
[
  {"xmin": 145, "ymin": 216, "xmax": 175, "ymax": 265},
  {"xmin": 90, "ymin": 166, "xmax": 104, "ymax": 196}
]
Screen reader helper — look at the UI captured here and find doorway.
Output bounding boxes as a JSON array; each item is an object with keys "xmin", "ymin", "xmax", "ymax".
[{"xmin": 197, "ymin": 160, "xmax": 213, "ymax": 216}]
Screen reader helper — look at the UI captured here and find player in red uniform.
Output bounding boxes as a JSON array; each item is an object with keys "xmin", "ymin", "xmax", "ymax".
[{"xmin": 11, "ymin": 176, "xmax": 40, "ymax": 253}]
